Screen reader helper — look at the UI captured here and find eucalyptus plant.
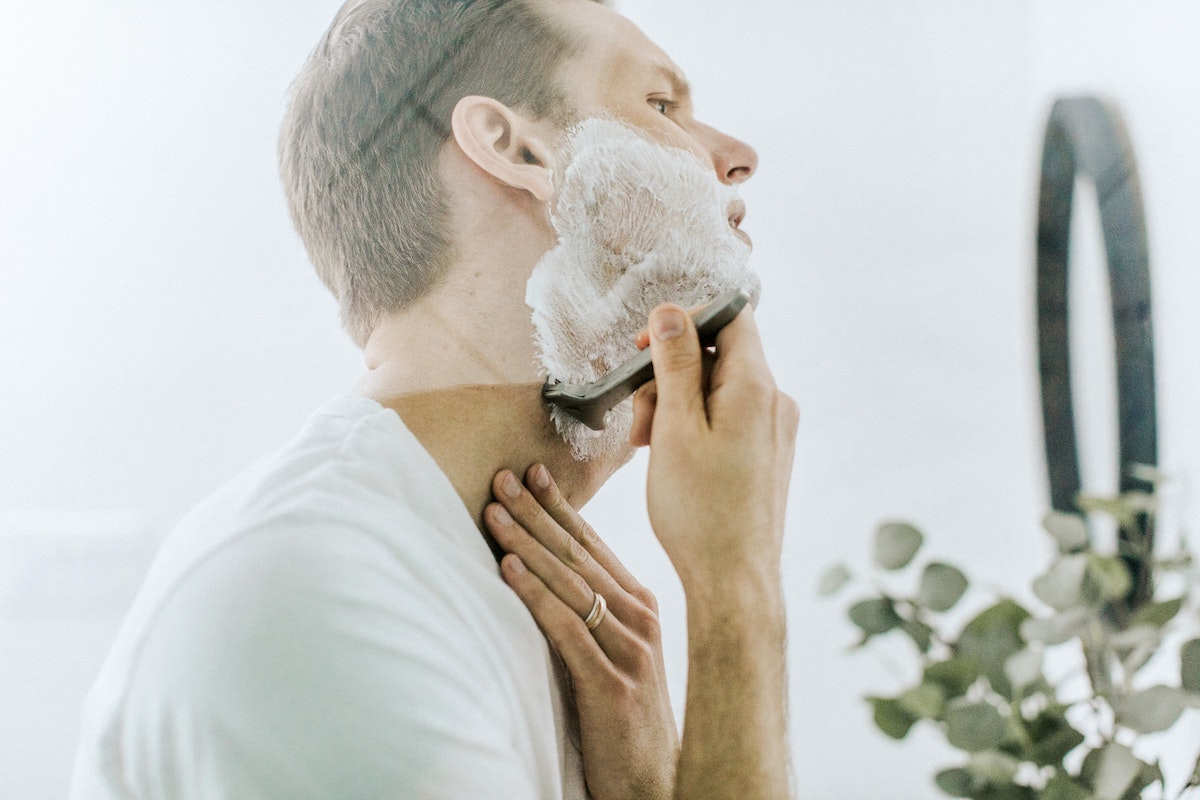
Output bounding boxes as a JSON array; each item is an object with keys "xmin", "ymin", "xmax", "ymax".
[{"xmin": 822, "ymin": 482, "xmax": 1200, "ymax": 800}]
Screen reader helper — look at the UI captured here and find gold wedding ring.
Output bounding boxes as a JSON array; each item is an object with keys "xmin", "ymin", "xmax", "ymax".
[{"xmin": 583, "ymin": 591, "xmax": 607, "ymax": 631}]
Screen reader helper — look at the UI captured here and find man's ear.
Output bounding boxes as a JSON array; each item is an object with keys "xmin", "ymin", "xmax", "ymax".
[{"xmin": 450, "ymin": 96, "xmax": 555, "ymax": 203}]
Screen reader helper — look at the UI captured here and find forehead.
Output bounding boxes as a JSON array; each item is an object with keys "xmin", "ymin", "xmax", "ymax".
[{"xmin": 538, "ymin": 0, "xmax": 689, "ymax": 105}]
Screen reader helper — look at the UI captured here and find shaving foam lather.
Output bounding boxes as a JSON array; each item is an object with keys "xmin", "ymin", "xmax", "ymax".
[{"xmin": 541, "ymin": 288, "xmax": 750, "ymax": 431}]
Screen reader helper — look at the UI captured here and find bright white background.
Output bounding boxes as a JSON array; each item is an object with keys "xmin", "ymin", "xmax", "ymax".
[{"xmin": 2, "ymin": 1, "xmax": 1198, "ymax": 797}]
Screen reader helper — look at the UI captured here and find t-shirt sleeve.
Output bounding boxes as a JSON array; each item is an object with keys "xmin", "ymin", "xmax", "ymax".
[{"xmin": 118, "ymin": 521, "xmax": 541, "ymax": 800}]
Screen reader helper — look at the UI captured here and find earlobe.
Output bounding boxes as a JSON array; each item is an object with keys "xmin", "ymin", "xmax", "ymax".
[{"xmin": 451, "ymin": 96, "xmax": 555, "ymax": 202}]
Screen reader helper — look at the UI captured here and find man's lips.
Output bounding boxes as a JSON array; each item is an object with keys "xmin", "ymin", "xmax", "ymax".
[{"xmin": 727, "ymin": 198, "xmax": 751, "ymax": 246}]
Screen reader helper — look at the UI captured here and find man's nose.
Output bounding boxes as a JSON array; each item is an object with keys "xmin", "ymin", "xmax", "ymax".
[{"xmin": 694, "ymin": 122, "xmax": 758, "ymax": 185}]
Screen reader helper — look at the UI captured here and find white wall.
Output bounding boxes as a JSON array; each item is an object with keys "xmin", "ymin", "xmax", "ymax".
[{"xmin": 2, "ymin": 2, "xmax": 1197, "ymax": 797}]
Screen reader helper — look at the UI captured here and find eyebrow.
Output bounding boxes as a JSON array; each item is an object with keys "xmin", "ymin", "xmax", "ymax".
[{"xmin": 651, "ymin": 62, "xmax": 692, "ymax": 103}]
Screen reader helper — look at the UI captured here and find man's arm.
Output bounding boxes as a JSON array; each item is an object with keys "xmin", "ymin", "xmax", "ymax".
[
  {"xmin": 641, "ymin": 303, "xmax": 796, "ymax": 800},
  {"xmin": 490, "ymin": 303, "xmax": 797, "ymax": 800}
]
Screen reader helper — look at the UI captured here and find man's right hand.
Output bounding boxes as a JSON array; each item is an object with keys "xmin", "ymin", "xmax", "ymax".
[
  {"xmin": 633, "ymin": 302, "xmax": 798, "ymax": 800},
  {"xmin": 635, "ymin": 303, "xmax": 798, "ymax": 596}
]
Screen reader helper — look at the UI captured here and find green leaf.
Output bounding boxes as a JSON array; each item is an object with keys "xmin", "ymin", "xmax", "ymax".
[
  {"xmin": 935, "ymin": 767, "xmax": 976, "ymax": 798},
  {"xmin": 1114, "ymin": 685, "xmax": 1187, "ymax": 734},
  {"xmin": 1121, "ymin": 760, "xmax": 1163, "ymax": 800},
  {"xmin": 898, "ymin": 682, "xmax": 946, "ymax": 720},
  {"xmin": 848, "ymin": 597, "xmax": 902, "ymax": 637},
  {"xmin": 925, "ymin": 658, "xmax": 980, "ymax": 700},
  {"xmin": 1182, "ymin": 638, "xmax": 1200, "ymax": 693},
  {"xmin": 901, "ymin": 618, "xmax": 935, "ymax": 653},
  {"xmin": 1026, "ymin": 707, "xmax": 1085, "ymax": 767},
  {"xmin": 976, "ymin": 783, "xmax": 1037, "ymax": 800},
  {"xmin": 918, "ymin": 562, "xmax": 970, "ymax": 612},
  {"xmin": 1110, "ymin": 625, "xmax": 1160, "ymax": 677},
  {"xmin": 868, "ymin": 696, "xmax": 918, "ymax": 740},
  {"xmin": 1003, "ymin": 648, "xmax": 1042, "ymax": 694},
  {"xmin": 967, "ymin": 751, "xmax": 1020, "ymax": 786},
  {"xmin": 1129, "ymin": 597, "xmax": 1184, "ymax": 628},
  {"xmin": 1020, "ymin": 607, "xmax": 1091, "ymax": 646},
  {"xmin": 1077, "ymin": 491, "xmax": 1156, "ymax": 530},
  {"xmin": 1085, "ymin": 554, "xmax": 1132, "ymax": 601},
  {"xmin": 817, "ymin": 563, "xmax": 852, "ymax": 596},
  {"xmin": 944, "ymin": 700, "xmax": 1007, "ymax": 752},
  {"xmin": 1032, "ymin": 555, "xmax": 1088, "ymax": 611},
  {"xmin": 1042, "ymin": 511, "xmax": 1090, "ymax": 552},
  {"xmin": 874, "ymin": 522, "xmax": 924, "ymax": 570},
  {"xmin": 957, "ymin": 600, "xmax": 1031, "ymax": 699},
  {"xmin": 1086, "ymin": 743, "xmax": 1141, "ymax": 800},
  {"xmin": 1042, "ymin": 774, "xmax": 1091, "ymax": 800}
]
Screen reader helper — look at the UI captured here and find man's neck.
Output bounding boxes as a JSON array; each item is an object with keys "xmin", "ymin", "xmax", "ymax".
[{"xmin": 368, "ymin": 382, "xmax": 628, "ymax": 548}]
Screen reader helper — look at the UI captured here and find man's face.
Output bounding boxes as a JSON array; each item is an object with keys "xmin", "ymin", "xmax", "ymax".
[
  {"xmin": 542, "ymin": 0, "xmax": 759, "ymax": 222},
  {"xmin": 523, "ymin": 4, "xmax": 762, "ymax": 461}
]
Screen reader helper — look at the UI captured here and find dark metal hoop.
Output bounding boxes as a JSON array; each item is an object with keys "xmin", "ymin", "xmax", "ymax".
[{"xmin": 1035, "ymin": 96, "xmax": 1157, "ymax": 609}]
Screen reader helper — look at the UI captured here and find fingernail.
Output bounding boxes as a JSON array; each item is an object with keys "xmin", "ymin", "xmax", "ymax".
[
  {"xmin": 534, "ymin": 464, "xmax": 551, "ymax": 490},
  {"xmin": 508, "ymin": 555, "xmax": 526, "ymax": 575},
  {"xmin": 502, "ymin": 472, "xmax": 521, "ymax": 499},
  {"xmin": 492, "ymin": 505, "xmax": 513, "ymax": 527},
  {"xmin": 652, "ymin": 308, "xmax": 685, "ymax": 340}
]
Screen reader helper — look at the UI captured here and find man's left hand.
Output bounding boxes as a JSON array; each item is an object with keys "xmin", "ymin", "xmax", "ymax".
[{"xmin": 486, "ymin": 465, "xmax": 678, "ymax": 800}]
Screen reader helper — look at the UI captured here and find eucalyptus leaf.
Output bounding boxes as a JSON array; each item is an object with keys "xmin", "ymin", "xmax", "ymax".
[
  {"xmin": 976, "ymin": 783, "xmax": 1037, "ymax": 800},
  {"xmin": 868, "ymin": 696, "xmax": 917, "ymax": 740},
  {"xmin": 1085, "ymin": 554, "xmax": 1133, "ymax": 602},
  {"xmin": 1121, "ymin": 760, "xmax": 1164, "ymax": 800},
  {"xmin": 1109, "ymin": 625, "xmax": 1160, "ymax": 677},
  {"xmin": 1032, "ymin": 555, "xmax": 1088, "ymax": 611},
  {"xmin": 1026, "ymin": 707, "xmax": 1085, "ymax": 767},
  {"xmin": 1003, "ymin": 648, "xmax": 1042, "ymax": 693},
  {"xmin": 918, "ymin": 562, "xmax": 970, "ymax": 612},
  {"xmin": 817, "ymin": 563, "xmax": 852, "ymax": 596},
  {"xmin": 849, "ymin": 597, "xmax": 902, "ymax": 637},
  {"xmin": 935, "ymin": 767, "xmax": 977, "ymax": 798},
  {"xmin": 1114, "ymin": 685, "xmax": 1187, "ymax": 733},
  {"xmin": 1129, "ymin": 597, "xmax": 1184, "ymax": 628},
  {"xmin": 1020, "ymin": 607, "xmax": 1091, "ymax": 646},
  {"xmin": 1182, "ymin": 638, "xmax": 1200, "ymax": 693},
  {"xmin": 1042, "ymin": 511, "xmax": 1090, "ymax": 552},
  {"xmin": 901, "ymin": 619, "xmax": 935, "ymax": 653},
  {"xmin": 1042, "ymin": 774, "xmax": 1091, "ymax": 800},
  {"xmin": 967, "ymin": 751, "xmax": 1020, "ymax": 785},
  {"xmin": 874, "ymin": 522, "xmax": 924, "ymax": 570},
  {"xmin": 925, "ymin": 658, "xmax": 980, "ymax": 700},
  {"xmin": 944, "ymin": 700, "xmax": 1007, "ymax": 752},
  {"xmin": 1088, "ymin": 743, "xmax": 1140, "ymax": 800},
  {"xmin": 957, "ymin": 600, "xmax": 1031, "ymax": 699},
  {"xmin": 898, "ymin": 682, "xmax": 946, "ymax": 720}
]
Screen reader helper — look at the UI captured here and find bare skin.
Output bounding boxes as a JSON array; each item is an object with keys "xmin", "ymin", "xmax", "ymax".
[
  {"xmin": 355, "ymin": 1, "xmax": 792, "ymax": 797},
  {"xmin": 487, "ymin": 305, "xmax": 797, "ymax": 800}
]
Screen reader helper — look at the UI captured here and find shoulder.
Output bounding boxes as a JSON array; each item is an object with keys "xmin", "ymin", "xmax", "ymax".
[{"xmin": 115, "ymin": 516, "xmax": 547, "ymax": 799}]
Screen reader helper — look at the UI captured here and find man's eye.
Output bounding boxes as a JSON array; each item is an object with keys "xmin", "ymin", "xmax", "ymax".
[{"xmin": 650, "ymin": 98, "xmax": 671, "ymax": 115}]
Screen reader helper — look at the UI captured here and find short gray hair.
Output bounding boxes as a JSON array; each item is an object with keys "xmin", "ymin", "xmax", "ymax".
[{"xmin": 280, "ymin": 0, "xmax": 596, "ymax": 346}]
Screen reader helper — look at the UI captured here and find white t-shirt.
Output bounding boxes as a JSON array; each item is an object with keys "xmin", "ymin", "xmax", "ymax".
[{"xmin": 69, "ymin": 395, "xmax": 587, "ymax": 800}]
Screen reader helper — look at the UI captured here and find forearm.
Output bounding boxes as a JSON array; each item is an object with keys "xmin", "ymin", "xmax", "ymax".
[{"xmin": 674, "ymin": 576, "xmax": 791, "ymax": 800}]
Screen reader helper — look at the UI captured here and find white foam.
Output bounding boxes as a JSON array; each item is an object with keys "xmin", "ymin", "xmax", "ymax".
[{"xmin": 527, "ymin": 118, "xmax": 761, "ymax": 460}]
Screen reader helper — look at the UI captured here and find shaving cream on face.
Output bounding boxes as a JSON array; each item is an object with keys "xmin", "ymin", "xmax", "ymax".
[{"xmin": 526, "ymin": 117, "xmax": 762, "ymax": 460}]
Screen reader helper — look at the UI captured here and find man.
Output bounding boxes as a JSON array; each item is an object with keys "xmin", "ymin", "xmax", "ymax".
[{"xmin": 70, "ymin": 1, "xmax": 798, "ymax": 798}]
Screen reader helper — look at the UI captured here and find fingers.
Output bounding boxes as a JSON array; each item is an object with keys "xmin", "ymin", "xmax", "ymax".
[
  {"xmin": 522, "ymin": 465, "xmax": 648, "ymax": 603},
  {"xmin": 500, "ymin": 554, "xmax": 613, "ymax": 678},
  {"xmin": 630, "ymin": 382, "xmax": 657, "ymax": 447},
  {"xmin": 646, "ymin": 305, "xmax": 706, "ymax": 434}
]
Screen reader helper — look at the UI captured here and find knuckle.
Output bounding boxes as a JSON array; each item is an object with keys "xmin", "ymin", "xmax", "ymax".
[{"xmin": 563, "ymin": 534, "xmax": 590, "ymax": 570}]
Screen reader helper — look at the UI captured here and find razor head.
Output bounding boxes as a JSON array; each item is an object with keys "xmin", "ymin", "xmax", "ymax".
[{"xmin": 541, "ymin": 288, "xmax": 750, "ymax": 431}]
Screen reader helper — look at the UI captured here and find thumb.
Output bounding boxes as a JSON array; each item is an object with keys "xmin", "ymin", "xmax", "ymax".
[{"xmin": 647, "ymin": 304, "xmax": 705, "ymax": 432}]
